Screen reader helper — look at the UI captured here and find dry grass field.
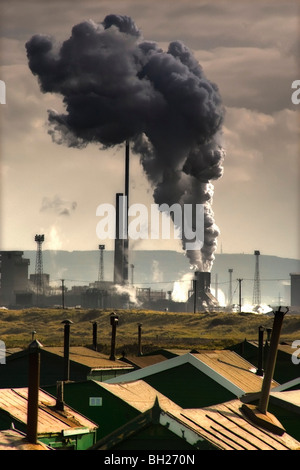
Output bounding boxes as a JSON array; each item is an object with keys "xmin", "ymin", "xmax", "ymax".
[{"xmin": 1, "ymin": 307, "xmax": 300, "ymax": 354}]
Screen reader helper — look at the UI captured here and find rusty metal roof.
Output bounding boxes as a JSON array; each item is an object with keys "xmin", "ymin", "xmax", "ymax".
[
  {"xmin": 0, "ymin": 388, "xmax": 98, "ymax": 435},
  {"xmin": 171, "ymin": 399, "xmax": 300, "ymax": 450},
  {"xmin": 107, "ymin": 351, "xmax": 278, "ymax": 396},
  {"xmin": 121, "ymin": 354, "xmax": 168, "ymax": 369},
  {"xmin": 43, "ymin": 346, "xmax": 133, "ymax": 370},
  {"xmin": 0, "ymin": 429, "xmax": 51, "ymax": 450},
  {"xmin": 191, "ymin": 350, "xmax": 279, "ymax": 393},
  {"xmin": 92, "ymin": 395, "xmax": 300, "ymax": 451},
  {"xmin": 98, "ymin": 379, "xmax": 182, "ymax": 414}
]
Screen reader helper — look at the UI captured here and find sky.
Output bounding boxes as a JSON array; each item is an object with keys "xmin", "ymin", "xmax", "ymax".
[{"xmin": 0, "ymin": 0, "xmax": 299, "ymax": 264}]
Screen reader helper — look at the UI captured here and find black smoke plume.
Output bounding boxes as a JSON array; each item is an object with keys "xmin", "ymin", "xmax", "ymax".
[{"xmin": 26, "ymin": 14, "xmax": 226, "ymax": 271}]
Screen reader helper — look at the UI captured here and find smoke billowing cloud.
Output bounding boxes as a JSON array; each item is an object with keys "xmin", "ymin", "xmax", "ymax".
[
  {"xmin": 26, "ymin": 13, "xmax": 226, "ymax": 271},
  {"xmin": 40, "ymin": 194, "xmax": 77, "ymax": 216}
]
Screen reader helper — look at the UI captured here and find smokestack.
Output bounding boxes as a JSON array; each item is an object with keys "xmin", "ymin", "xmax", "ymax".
[
  {"xmin": 137, "ymin": 323, "xmax": 143, "ymax": 356},
  {"xmin": 27, "ymin": 339, "xmax": 43, "ymax": 444},
  {"xmin": 109, "ymin": 312, "xmax": 119, "ymax": 361},
  {"xmin": 193, "ymin": 271, "xmax": 218, "ymax": 311},
  {"xmin": 123, "ymin": 140, "xmax": 129, "ymax": 284},
  {"xmin": 26, "ymin": 15, "xmax": 226, "ymax": 276},
  {"xmin": 61, "ymin": 319, "xmax": 73, "ymax": 381},
  {"xmin": 114, "ymin": 193, "xmax": 124, "ymax": 285},
  {"xmin": 256, "ymin": 325, "xmax": 265, "ymax": 376}
]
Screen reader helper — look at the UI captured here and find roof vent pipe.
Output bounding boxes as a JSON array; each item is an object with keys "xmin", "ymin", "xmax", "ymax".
[
  {"xmin": 92, "ymin": 321, "xmax": 98, "ymax": 351},
  {"xmin": 61, "ymin": 319, "xmax": 73, "ymax": 382},
  {"xmin": 256, "ymin": 325, "xmax": 265, "ymax": 376},
  {"xmin": 109, "ymin": 312, "xmax": 119, "ymax": 361},
  {"xmin": 27, "ymin": 339, "xmax": 43, "ymax": 444},
  {"xmin": 258, "ymin": 307, "xmax": 288, "ymax": 414},
  {"xmin": 138, "ymin": 323, "xmax": 143, "ymax": 357},
  {"xmin": 55, "ymin": 380, "xmax": 64, "ymax": 412},
  {"xmin": 242, "ymin": 307, "xmax": 288, "ymax": 435}
]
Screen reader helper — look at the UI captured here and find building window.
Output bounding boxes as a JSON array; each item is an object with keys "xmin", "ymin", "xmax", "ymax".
[{"xmin": 89, "ymin": 397, "xmax": 102, "ymax": 406}]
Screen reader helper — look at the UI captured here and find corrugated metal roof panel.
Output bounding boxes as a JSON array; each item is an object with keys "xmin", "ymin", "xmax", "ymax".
[
  {"xmin": 0, "ymin": 430, "xmax": 51, "ymax": 450},
  {"xmin": 43, "ymin": 346, "xmax": 133, "ymax": 369},
  {"xmin": 171, "ymin": 400, "xmax": 300, "ymax": 450},
  {"xmin": 121, "ymin": 354, "xmax": 168, "ymax": 369},
  {"xmin": 99, "ymin": 379, "xmax": 182, "ymax": 414},
  {"xmin": 0, "ymin": 388, "xmax": 98, "ymax": 434},
  {"xmin": 192, "ymin": 350, "xmax": 278, "ymax": 393}
]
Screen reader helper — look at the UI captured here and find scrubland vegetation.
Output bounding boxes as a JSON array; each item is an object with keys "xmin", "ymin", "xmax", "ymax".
[{"xmin": 1, "ymin": 308, "xmax": 299, "ymax": 354}]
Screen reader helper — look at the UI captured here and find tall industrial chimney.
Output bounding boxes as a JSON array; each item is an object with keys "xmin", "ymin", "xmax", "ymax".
[
  {"xmin": 123, "ymin": 140, "xmax": 130, "ymax": 284},
  {"xmin": 193, "ymin": 271, "xmax": 218, "ymax": 311},
  {"xmin": 114, "ymin": 193, "xmax": 125, "ymax": 285}
]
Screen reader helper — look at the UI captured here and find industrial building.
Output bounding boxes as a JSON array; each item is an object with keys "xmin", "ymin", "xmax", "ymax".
[
  {"xmin": 290, "ymin": 273, "xmax": 300, "ymax": 307},
  {"xmin": 0, "ymin": 251, "xmax": 31, "ymax": 307}
]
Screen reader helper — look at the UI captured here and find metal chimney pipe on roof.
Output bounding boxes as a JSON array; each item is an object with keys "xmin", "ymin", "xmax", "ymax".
[
  {"xmin": 61, "ymin": 319, "xmax": 73, "ymax": 381},
  {"xmin": 138, "ymin": 323, "xmax": 143, "ymax": 356},
  {"xmin": 27, "ymin": 339, "xmax": 43, "ymax": 444},
  {"xmin": 55, "ymin": 380, "xmax": 64, "ymax": 412},
  {"xmin": 92, "ymin": 321, "xmax": 98, "ymax": 351},
  {"xmin": 256, "ymin": 325, "xmax": 265, "ymax": 376},
  {"xmin": 109, "ymin": 312, "xmax": 119, "ymax": 361},
  {"xmin": 258, "ymin": 307, "xmax": 288, "ymax": 414}
]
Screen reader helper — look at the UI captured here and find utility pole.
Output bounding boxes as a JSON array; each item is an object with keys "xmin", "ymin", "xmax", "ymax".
[{"xmin": 61, "ymin": 279, "xmax": 65, "ymax": 309}]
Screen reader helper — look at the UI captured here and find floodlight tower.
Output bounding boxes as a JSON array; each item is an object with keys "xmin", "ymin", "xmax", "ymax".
[
  {"xmin": 98, "ymin": 244, "xmax": 105, "ymax": 282},
  {"xmin": 253, "ymin": 250, "xmax": 261, "ymax": 306},
  {"xmin": 34, "ymin": 234, "xmax": 44, "ymax": 302}
]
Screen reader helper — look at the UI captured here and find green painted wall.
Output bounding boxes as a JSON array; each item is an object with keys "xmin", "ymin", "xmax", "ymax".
[
  {"xmin": 143, "ymin": 363, "xmax": 235, "ymax": 408},
  {"xmin": 0, "ymin": 410, "xmax": 95, "ymax": 450},
  {"xmin": 44, "ymin": 381, "xmax": 140, "ymax": 441}
]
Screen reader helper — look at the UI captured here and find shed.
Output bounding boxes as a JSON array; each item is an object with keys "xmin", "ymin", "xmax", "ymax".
[
  {"xmin": 106, "ymin": 351, "xmax": 278, "ymax": 408},
  {"xmin": 90, "ymin": 397, "xmax": 300, "ymax": 451},
  {"xmin": 228, "ymin": 340, "xmax": 299, "ymax": 384},
  {"xmin": 0, "ymin": 346, "xmax": 133, "ymax": 388},
  {"xmin": 0, "ymin": 387, "xmax": 98, "ymax": 450},
  {"xmin": 43, "ymin": 378, "xmax": 182, "ymax": 441}
]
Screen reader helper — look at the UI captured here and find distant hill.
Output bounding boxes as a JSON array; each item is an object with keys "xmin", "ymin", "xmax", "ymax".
[{"xmin": 23, "ymin": 250, "xmax": 300, "ymax": 306}]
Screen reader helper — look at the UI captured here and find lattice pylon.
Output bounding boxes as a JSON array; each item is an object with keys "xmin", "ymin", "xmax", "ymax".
[{"xmin": 35, "ymin": 234, "xmax": 44, "ymax": 300}]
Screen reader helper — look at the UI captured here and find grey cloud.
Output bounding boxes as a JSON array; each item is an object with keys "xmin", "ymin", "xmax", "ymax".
[{"xmin": 40, "ymin": 195, "xmax": 77, "ymax": 216}]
